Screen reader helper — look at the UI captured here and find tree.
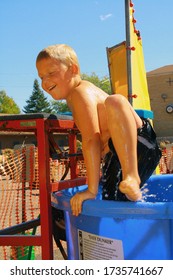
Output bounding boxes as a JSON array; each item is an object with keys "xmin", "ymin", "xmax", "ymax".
[
  {"xmin": 81, "ymin": 72, "xmax": 111, "ymax": 94},
  {"xmin": 0, "ymin": 90, "xmax": 21, "ymax": 114},
  {"xmin": 50, "ymin": 100, "xmax": 70, "ymax": 114},
  {"xmin": 23, "ymin": 79, "xmax": 51, "ymax": 113}
]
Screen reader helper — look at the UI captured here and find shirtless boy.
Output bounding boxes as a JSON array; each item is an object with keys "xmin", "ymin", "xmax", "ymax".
[{"xmin": 36, "ymin": 44, "xmax": 161, "ymax": 216}]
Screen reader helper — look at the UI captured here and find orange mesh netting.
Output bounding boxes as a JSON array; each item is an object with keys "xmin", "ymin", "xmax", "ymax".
[
  {"xmin": 159, "ymin": 144, "xmax": 173, "ymax": 174},
  {"xmin": 0, "ymin": 144, "xmax": 86, "ymax": 260}
]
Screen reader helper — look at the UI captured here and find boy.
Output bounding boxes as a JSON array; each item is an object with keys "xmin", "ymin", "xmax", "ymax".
[{"xmin": 36, "ymin": 44, "xmax": 161, "ymax": 216}]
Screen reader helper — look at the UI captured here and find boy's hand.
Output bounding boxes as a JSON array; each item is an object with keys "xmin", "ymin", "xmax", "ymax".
[{"xmin": 70, "ymin": 189, "xmax": 96, "ymax": 216}]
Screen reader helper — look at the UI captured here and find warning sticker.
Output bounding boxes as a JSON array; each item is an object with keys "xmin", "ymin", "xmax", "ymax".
[{"xmin": 78, "ymin": 230, "xmax": 124, "ymax": 260}]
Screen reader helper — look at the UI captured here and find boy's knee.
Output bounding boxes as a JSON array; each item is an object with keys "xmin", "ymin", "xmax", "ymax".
[{"xmin": 105, "ymin": 94, "xmax": 125, "ymax": 111}]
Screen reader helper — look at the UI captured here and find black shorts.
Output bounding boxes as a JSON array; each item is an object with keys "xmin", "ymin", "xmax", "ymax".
[{"xmin": 101, "ymin": 118, "xmax": 162, "ymax": 201}]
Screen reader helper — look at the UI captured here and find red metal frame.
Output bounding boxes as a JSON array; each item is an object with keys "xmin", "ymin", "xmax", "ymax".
[{"xmin": 0, "ymin": 114, "xmax": 86, "ymax": 259}]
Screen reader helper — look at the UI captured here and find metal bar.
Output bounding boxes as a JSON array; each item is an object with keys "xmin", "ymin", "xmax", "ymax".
[
  {"xmin": 37, "ymin": 119, "xmax": 54, "ymax": 260},
  {"xmin": 0, "ymin": 218, "xmax": 40, "ymax": 236},
  {"xmin": 51, "ymin": 177, "xmax": 87, "ymax": 192},
  {"xmin": 0, "ymin": 117, "xmax": 78, "ymax": 133},
  {"xmin": 125, "ymin": 0, "xmax": 133, "ymax": 105},
  {"xmin": 0, "ymin": 235, "xmax": 42, "ymax": 246},
  {"xmin": 68, "ymin": 133, "xmax": 78, "ymax": 179}
]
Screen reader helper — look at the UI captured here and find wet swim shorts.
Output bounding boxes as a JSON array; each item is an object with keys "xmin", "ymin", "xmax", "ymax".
[{"xmin": 101, "ymin": 118, "xmax": 162, "ymax": 201}]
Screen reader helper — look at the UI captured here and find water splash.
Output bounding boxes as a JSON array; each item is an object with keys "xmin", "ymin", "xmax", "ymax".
[
  {"xmin": 139, "ymin": 183, "xmax": 173, "ymax": 203},
  {"xmin": 166, "ymin": 184, "xmax": 172, "ymax": 189},
  {"xmin": 139, "ymin": 183, "xmax": 157, "ymax": 202}
]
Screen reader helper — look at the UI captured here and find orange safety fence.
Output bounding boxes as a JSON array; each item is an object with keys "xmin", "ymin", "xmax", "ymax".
[
  {"xmin": 0, "ymin": 145, "xmax": 86, "ymax": 260},
  {"xmin": 159, "ymin": 144, "xmax": 173, "ymax": 174}
]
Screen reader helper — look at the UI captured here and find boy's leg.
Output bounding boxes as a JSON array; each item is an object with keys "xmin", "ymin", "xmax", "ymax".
[
  {"xmin": 101, "ymin": 119, "xmax": 162, "ymax": 201},
  {"xmin": 101, "ymin": 141, "xmax": 128, "ymax": 201},
  {"xmin": 137, "ymin": 118, "xmax": 162, "ymax": 186},
  {"xmin": 105, "ymin": 95, "xmax": 142, "ymax": 200}
]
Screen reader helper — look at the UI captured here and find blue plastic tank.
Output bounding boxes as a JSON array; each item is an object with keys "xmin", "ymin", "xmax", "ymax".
[{"xmin": 52, "ymin": 175, "xmax": 173, "ymax": 260}]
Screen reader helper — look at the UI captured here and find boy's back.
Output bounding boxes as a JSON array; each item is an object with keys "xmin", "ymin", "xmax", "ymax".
[{"xmin": 67, "ymin": 80, "xmax": 110, "ymax": 156}]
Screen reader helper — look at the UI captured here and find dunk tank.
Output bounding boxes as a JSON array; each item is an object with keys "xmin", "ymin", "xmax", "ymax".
[
  {"xmin": 0, "ymin": 0, "xmax": 173, "ymax": 260},
  {"xmin": 52, "ymin": 174, "xmax": 173, "ymax": 260}
]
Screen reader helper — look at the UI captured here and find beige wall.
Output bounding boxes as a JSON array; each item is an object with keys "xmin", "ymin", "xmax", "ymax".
[{"xmin": 147, "ymin": 72, "xmax": 173, "ymax": 137}]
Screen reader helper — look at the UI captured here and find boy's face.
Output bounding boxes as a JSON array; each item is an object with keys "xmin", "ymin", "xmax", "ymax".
[{"xmin": 36, "ymin": 57, "xmax": 73, "ymax": 100}]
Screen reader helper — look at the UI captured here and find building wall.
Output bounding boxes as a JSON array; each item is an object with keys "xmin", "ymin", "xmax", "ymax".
[{"xmin": 147, "ymin": 70, "xmax": 173, "ymax": 137}]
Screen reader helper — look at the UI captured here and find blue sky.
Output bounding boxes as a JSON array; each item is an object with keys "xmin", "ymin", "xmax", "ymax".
[{"xmin": 0, "ymin": 0, "xmax": 173, "ymax": 111}]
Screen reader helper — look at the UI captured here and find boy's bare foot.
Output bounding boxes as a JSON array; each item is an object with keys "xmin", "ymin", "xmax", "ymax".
[{"xmin": 119, "ymin": 177, "xmax": 142, "ymax": 201}]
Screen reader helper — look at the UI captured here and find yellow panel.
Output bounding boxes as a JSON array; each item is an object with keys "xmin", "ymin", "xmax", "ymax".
[
  {"xmin": 107, "ymin": 42, "xmax": 128, "ymax": 99},
  {"xmin": 130, "ymin": 8, "xmax": 151, "ymax": 110},
  {"xmin": 107, "ymin": 7, "xmax": 151, "ymax": 111}
]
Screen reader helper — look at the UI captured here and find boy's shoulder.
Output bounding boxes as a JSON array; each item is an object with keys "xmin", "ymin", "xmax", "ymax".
[
  {"xmin": 77, "ymin": 79, "xmax": 92, "ymax": 89},
  {"xmin": 75, "ymin": 80, "xmax": 104, "ymax": 94},
  {"xmin": 70, "ymin": 79, "xmax": 107, "ymax": 103},
  {"xmin": 71, "ymin": 80, "xmax": 93, "ymax": 96}
]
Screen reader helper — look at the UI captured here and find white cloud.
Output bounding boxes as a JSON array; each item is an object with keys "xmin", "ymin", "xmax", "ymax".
[{"xmin": 99, "ymin": 13, "xmax": 112, "ymax": 21}]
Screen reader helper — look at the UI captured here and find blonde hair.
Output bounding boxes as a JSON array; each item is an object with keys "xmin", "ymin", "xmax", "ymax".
[{"xmin": 36, "ymin": 44, "xmax": 80, "ymax": 73}]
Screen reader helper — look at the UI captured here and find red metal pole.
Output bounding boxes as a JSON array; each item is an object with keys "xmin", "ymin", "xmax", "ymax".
[
  {"xmin": 68, "ymin": 132, "xmax": 78, "ymax": 179},
  {"xmin": 36, "ymin": 118, "xmax": 53, "ymax": 259}
]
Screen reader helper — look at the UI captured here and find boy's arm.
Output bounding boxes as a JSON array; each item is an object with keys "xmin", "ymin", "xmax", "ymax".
[
  {"xmin": 82, "ymin": 134, "xmax": 101, "ymax": 195},
  {"xmin": 69, "ymin": 87, "xmax": 102, "ymax": 216},
  {"xmin": 70, "ymin": 135, "xmax": 101, "ymax": 216}
]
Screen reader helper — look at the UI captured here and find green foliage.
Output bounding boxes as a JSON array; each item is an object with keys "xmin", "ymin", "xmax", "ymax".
[
  {"xmin": 23, "ymin": 79, "xmax": 51, "ymax": 113},
  {"xmin": 0, "ymin": 90, "xmax": 21, "ymax": 114},
  {"xmin": 81, "ymin": 72, "xmax": 111, "ymax": 94},
  {"xmin": 50, "ymin": 100, "xmax": 70, "ymax": 114}
]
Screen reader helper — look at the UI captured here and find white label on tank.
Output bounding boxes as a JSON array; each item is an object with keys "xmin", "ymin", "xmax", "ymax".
[{"xmin": 78, "ymin": 230, "xmax": 124, "ymax": 260}]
